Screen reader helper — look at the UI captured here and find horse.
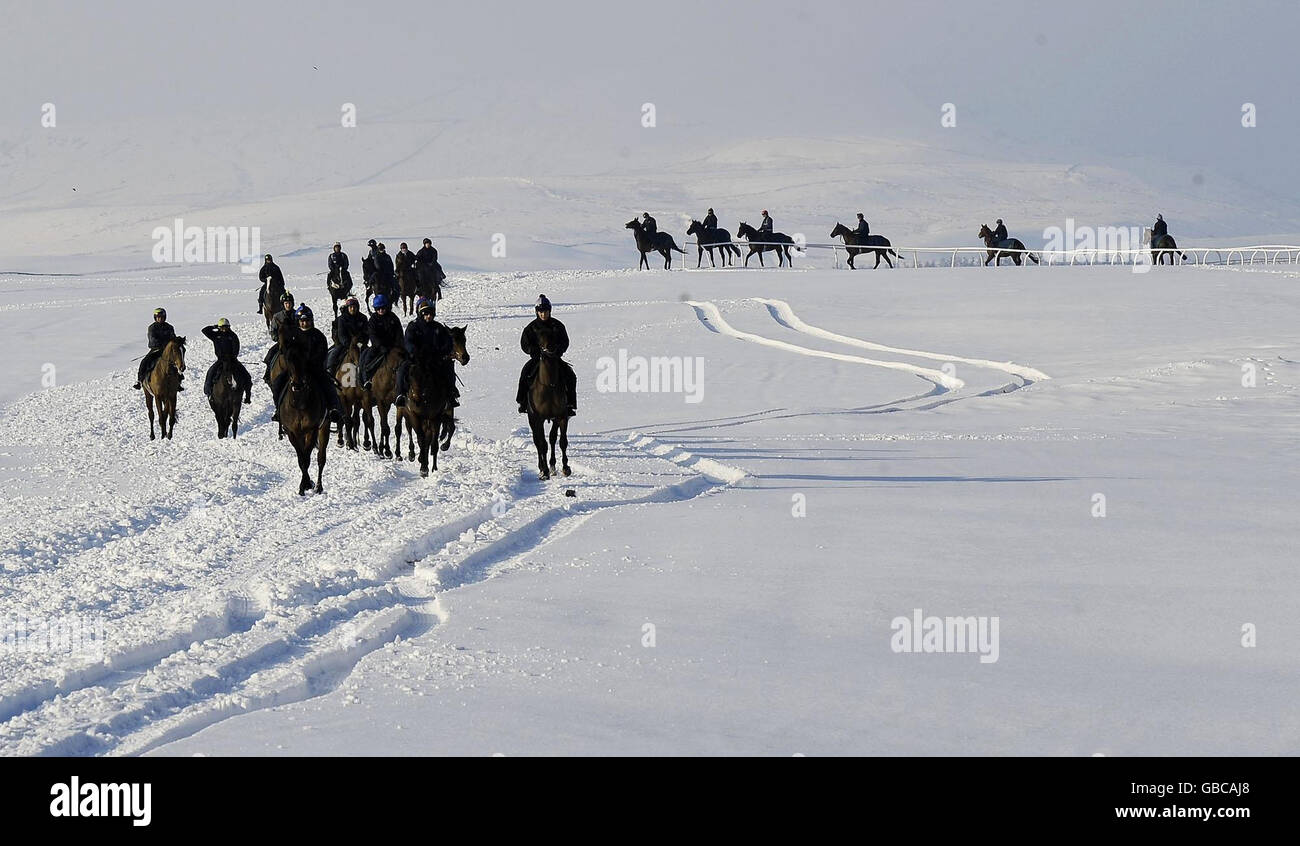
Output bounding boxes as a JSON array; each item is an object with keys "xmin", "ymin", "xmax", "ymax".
[
  {"xmin": 626, "ymin": 219, "xmax": 686, "ymax": 269},
  {"xmin": 736, "ymin": 222, "xmax": 796, "ymax": 267},
  {"xmin": 416, "ymin": 261, "xmax": 443, "ymax": 302},
  {"xmin": 327, "ymin": 267, "xmax": 353, "ymax": 318},
  {"xmin": 364, "ymin": 346, "xmax": 404, "ymax": 459},
  {"xmin": 262, "ymin": 279, "xmax": 286, "ymax": 328},
  {"xmin": 526, "ymin": 335, "xmax": 572, "ymax": 480},
  {"xmin": 397, "ymin": 262, "xmax": 419, "ymax": 316},
  {"xmin": 276, "ymin": 325, "xmax": 330, "ymax": 495},
  {"xmin": 686, "ymin": 220, "xmax": 742, "ymax": 268},
  {"xmin": 208, "ymin": 358, "xmax": 242, "ymax": 439},
  {"xmin": 830, "ymin": 223, "xmax": 901, "ymax": 269},
  {"xmin": 334, "ymin": 337, "xmax": 374, "ymax": 451},
  {"xmin": 978, "ymin": 224, "xmax": 1040, "ymax": 266},
  {"xmin": 1145, "ymin": 228, "xmax": 1187, "ymax": 265},
  {"xmin": 142, "ymin": 337, "xmax": 185, "ymax": 440},
  {"xmin": 399, "ymin": 326, "xmax": 470, "ymax": 477}
]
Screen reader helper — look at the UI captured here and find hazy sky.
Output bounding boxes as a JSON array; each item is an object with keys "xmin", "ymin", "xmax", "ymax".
[{"xmin": 4, "ymin": 0, "xmax": 1298, "ymax": 199}]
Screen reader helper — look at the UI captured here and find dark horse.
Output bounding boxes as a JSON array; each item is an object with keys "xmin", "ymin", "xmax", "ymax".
[
  {"xmin": 830, "ymin": 223, "xmax": 900, "ymax": 269},
  {"xmin": 736, "ymin": 222, "xmax": 796, "ymax": 267},
  {"xmin": 208, "ymin": 358, "xmax": 242, "ymax": 439},
  {"xmin": 399, "ymin": 326, "xmax": 470, "ymax": 477},
  {"xmin": 1146, "ymin": 229, "xmax": 1187, "ymax": 265},
  {"xmin": 527, "ymin": 334, "xmax": 571, "ymax": 480},
  {"xmin": 686, "ymin": 220, "xmax": 742, "ymax": 267},
  {"xmin": 978, "ymin": 224, "xmax": 1040, "ymax": 266},
  {"xmin": 397, "ymin": 262, "xmax": 419, "ymax": 316},
  {"xmin": 276, "ymin": 324, "xmax": 329, "ymax": 495},
  {"xmin": 626, "ymin": 219, "xmax": 686, "ymax": 269},
  {"xmin": 327, "ymin": 267, "xmax": 353, "ymax": 318}
]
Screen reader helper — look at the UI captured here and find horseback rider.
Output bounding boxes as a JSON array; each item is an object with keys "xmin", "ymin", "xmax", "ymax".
[
  {"xmin": 326, "ymin": 296, "xmax": 368, "ymax": 376},
  {"xmin": 262, "ymin": 291, "xmax": 297, "ymax": 383},
  {"xmin": 134, "ymin": 307, "xmax": 185, "ymax": 390},
  {"xmin": 759, "ymin": 210, "xmax": 773, "ymax": 235},
  {"xmin": 703, "ymin": 208, "xmax": 718, "ymax": 230},
  {"xmin": 374, "ymin": 243, "xmax": 397, "ymax": 300},
  {"xmin": 395, "ymin": 297, "xmax": 460, "ymax": 413},
  {"xmin": 993, "ymin": 219, "xmax": 1008, "ymax": 243},
  {"xmin": 202, "ymin": 318, "xmax": 253, "ymax": 404},
  {"xmin": 270, "ymin": 304, "xmax": 343, "ymax": 424},
  {"xmin": 416, "ymin": 237, "xmax": 442, "ymax": 299},
  {"xmin": 642, "ymin": 212, "xmax": 657, "ymax": 235},
  {"xmin": 854, "ymin": 213, "xmax": 870, "ymax": 238},
  {"xmin": 257, "ymin": 254, "xmax": 286, "ymax": 313},
  {"xmin": 516, "ymin": 295, "xmax": 576, "ymax": 416},
  {"xmin": 328, "ymin": 242, "xmax": 349, "ymax": 279},
  {"xmin": 362, "ymin": 239, "xmax": 378, "ymax": 290},
  {"xmin": 1152, "ymin": 214, "xmax": 1168, "ymax": 241},
  {"xmin": 395, "ymin": 242, "xmax": 416, "ymax": 282},
  {"xmin": 359, "ymin": 294, "xmax": 403, "ymax": 389}
]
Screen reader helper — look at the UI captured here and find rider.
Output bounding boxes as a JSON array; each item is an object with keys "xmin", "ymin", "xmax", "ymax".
[
  {"xmin": 262, "ymin": 291, "xmax": 296, "ymax": 383},
  {"xmin": 703, "ymin": 208, "xmax": 718, "ymax": 230},
  {"xmin": 759, "ymin": 210, "xmax": 773, "ymax": 234},
  {"xmin": 395, "ymin": 242, "xmax": 416, "ymax": 284},
  {"xmin": 642, "ymin": 212, "xmax": 657, "ymax": 235},
  {"xmin": 359, "ymin": 293, "xmax": 403, "ymax": 390},
  {"xmin": 202, "ymin": 318, "xmax": 253, "ymax": 404},
  {"xmin": 854, "ymin": 213, "xmax": 870, "ymax": 237},
  {"xmin": 416, "ymin": 237, "xmax": 442, "ymax": 299},
  {"xmin": 326, "ymin": 296, "xmax": 368, "ymax": 378},
  {"xmin": 134, "ymin": 307, "xmax": 184, "ymax": 391},
  {"xmin": 993, "ymin": 219, "xmax": 1008, "ymax": 243},
  {"xmin": 270, "ymin": 304, "xmax": 343, "ymax": 424},
  {"xmin": 257, "ymin": 254, "xmax": 286, "ymax": 314},
  {"xmin": 1152, "ymin": 214, "xmax": 1168, "ymax": 241},
  {"xmin": 362, "ymin": 239, "xmax": 379, "ymax": 288},
  {"xmin": 516, "ymin": 295, "xmax": 576, "ymax": 416},
  {"xmin": 328, "ymin": 242, "xmax": 349, "ymax": 277},
  {"xmin": 395, "ymin": 298, "xmax": 460, "ymax": 413},
  {"xmin": 374, "ymin": 243, "xmax": 397, "ymax": 300}
]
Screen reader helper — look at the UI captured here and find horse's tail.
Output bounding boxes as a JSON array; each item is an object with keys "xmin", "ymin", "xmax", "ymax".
[{"xmin": 670, "ymin": 238, "xmax": 685, "ymax": 254}]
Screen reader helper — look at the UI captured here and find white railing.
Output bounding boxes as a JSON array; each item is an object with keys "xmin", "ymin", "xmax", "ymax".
[{"xmin": 683, "ymin": 240, "xmax": 1300, "ymax": 270}]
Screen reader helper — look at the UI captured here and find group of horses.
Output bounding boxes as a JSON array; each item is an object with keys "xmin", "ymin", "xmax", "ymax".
[
  {"xmin": 629, "ymin": 216, "xmax": 1189, "ymax": 269},
  {"xmin": 323, "ymin": 254, "xmax": 445, "ymax": 320},
  {"xmin": 139, "ymin": 281, "xmax": 574, "ymax": 495}
]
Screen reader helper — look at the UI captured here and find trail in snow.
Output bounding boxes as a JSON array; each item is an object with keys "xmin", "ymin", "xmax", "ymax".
[
  {"xmin": 751, "ymin": 298, "xmax": 1051, "ymax": 383},
  {"xmin": 685, "ymin": 300, "xmax": 965, "ymax": 391}
]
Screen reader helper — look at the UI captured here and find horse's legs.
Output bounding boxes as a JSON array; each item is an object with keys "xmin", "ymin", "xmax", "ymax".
[
  {"xmin": 639, "ymin": 251, "xmax": 648, "ymax": 270},
  {"xmin": 660, "ymin": 248, "xmax": 671, "ymax": 269},
  {"xmin": 145, "ymin": 393, "xmax": 156, "ymax": 440},
  {"xmin": 548, "ymin": 417, "xmax": 559, "ymax": 470},
  {"xmin": 315, "ymin": 424, "xmax": 328, "ymax": 494},
  {"xmin": 362, "ymin": 404, "xmax": 374, "ymax": 450},
  {"xmin": 744, "ymin": 248, "xmax": 752, "ymax": 267},
  {"xmin": 428, "ymin": 419, "xmax": 439, "ymax": 474},
  {"xmin": 559, "ymin": 417, "xmax": 570, "ymax": 476},
  {"xmin": 297, "ymin": 442, "xmax": 312, "ymax": 496},
  {"xmin": 408, "ymin": 414, "xmax": 417, "ymax": 461},
  {"xmin": 394, "ymin": 411, "xmax": 404, "ymax": 460},
  {"xmin": 529, "ymin": 413, "xmax": 549, "ymax": 479},
  {"xmin": 697, "ymin": 246, "xmax": 703, "ymax": 268}
]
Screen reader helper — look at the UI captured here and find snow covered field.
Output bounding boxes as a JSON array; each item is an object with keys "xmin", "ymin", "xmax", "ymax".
[{"xmin": 1, "ymin": 257, "xmax": 1296, "ymax": 755}]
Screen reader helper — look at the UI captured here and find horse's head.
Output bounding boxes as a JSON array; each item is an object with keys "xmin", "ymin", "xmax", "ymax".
[
  {"xmin": 737, "ymin": 222, "xmax": 750, "ymax": 238},
  {"xmin": 625, "ymin": 219, "xmax": 640, "ymax": 230},
  {"xmin": 978, "ymin": 224, "xmax": 992, "ymax": 240},
  {"xmin": 449, "ymin": 325, "xmax": 470, "ymax": 366},
  {"xmin": 831, "ymin": 223, "xmax": 847, "ymax": 238},
  {"xmin": 687, "ymin": 220, "xmax": 700, "ymax": 235},
  {"xmin": 165, "ymin": 337, "xmax": 187, "ymax": 373}
]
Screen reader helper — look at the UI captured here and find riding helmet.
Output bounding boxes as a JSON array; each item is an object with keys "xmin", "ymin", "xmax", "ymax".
[
  {"xmin": 281, "ymin": 292, "xmax": 294, "ymax": 303},
  {"xmin": 345, "ymin": 296, "xmax": 359, "ymax": 309},
  {"xmin": 153, "ymin": 307, "xmax": 167, "ymax": 318},
  {"xmin": 368, "ymin": 239, "xmax": 377, "ymax": 247},
  {"xmin": 417, "ymin": 298, "xmax": 435, "ymax": 315},
  {"xmin": 372, "ymin": 294, "xmax": 389, "ymax": 309},
  {"xmin": 216, "ymin": 317, "xmax": 230, "ymax": 328},
  {"xmin": 535, "ymin": 294, "xmax": 552, "ymax": 312},
  {"xmin": 296, "ymin": 304, "xmax": 314, "ymax": 320},
  {"xmin": 423, "ymin": 238, "xmax": 432, "ymax": 245}
]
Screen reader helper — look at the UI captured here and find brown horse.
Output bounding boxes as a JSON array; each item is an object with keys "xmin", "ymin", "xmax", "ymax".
[
  {"xmin": 334, "ymin": 338, "xmax": 374, "ymax": 451},
  {"xmin": 143, "ymin": 337, "xmax": 186, "ymax": 440},
  {"xmin": 526, "ymin": 335, "xmax": 571, "ymax": 480},
  {"xmin": 208, "ymin": 358, "xmax": 242, "ymax": 439},
  {"xmin": 365, "ymin": 346, "xmax": 404, "ymax": 459},
  {"xmin": 400, "ymin": 326, "xmax": 470, "ymax": 477},
  {"xmin": 398, "ymin": 264, "xmax": 419, "ymax": 316},
  {"xmin": 276, "ymin": 325, "xmax": 330, "ymax": 495},
  {"xmin": 978, "ymin": 224, "xmax": 1040, "ymax": 266}
]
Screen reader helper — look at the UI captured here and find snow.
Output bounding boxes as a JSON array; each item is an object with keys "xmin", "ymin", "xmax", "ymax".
[{"xmin": 1, "ymin": 257, "xmax": 1297, "ymax": 755}]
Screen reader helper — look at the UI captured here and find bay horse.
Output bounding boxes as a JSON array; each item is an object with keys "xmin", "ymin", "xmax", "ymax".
[
  {"xmin": 208, "ymin": 358, "xmax": 242, "ymax": 439},
  {"xmin": 626, "ymin": 219, "xmax": 686, "ymax": 269},
  {"xmin": 736, "ymin": 222, "xmax": 796, "ymax": 267},
  {"xmin": 334, "ymin": 337, "xmax": 374, "ymax": 451},
  {"xmin": 978, "ymin": 224, "xmax": 1040, "ymax": 266},
  {"xmin": 276, "ymin": 325, "xmax": 329, "ymax": 495},
  {"xmin": 400, "ymin": 326, "xmax": 470, "ymax": 477},
  {"xmin": 365, "ymin": 346, "xmax": 404, "ymax": 459},
  {"xmin": 327, "ymin": 268, "xmax": 353, "ymax": 318},
  {"xmin": 262, "ymin": 278, "xmax": 286, "ymax": 328},
  {"xmin": 686, "ymin": 220, "xmax": 742, "ymax": 267},
  {"xmin": 830, "ymin": 223, "xmax": 901, "ymax": 269},
  {"xmin": 416, "ymin": 261, "xmax": 443, "ymax": 302},
  {"xmin": 526, "ymin": 335, "xmax": 571, "ymax": 480},
  {"xmin": 1145, "ymin": 229, "xmax": 1187, "ymax": 265},
  {"xmin": 142, "ymin": 336, "xmax": 186, "ymax": 440},
  {"xmin": 397, "ymin": 262, "xmax": 419, "ymax": 316}
]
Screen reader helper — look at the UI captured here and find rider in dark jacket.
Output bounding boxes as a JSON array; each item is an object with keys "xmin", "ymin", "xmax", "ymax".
[
  {"xmin": 373, "ymin": 244, "xmax": 397, "ymax": 299},
  {"xmin": 262, "ymin": 292, "xmax": 297, "ymax": 383},
  {"xmin": 1152, "ymin": 214, "xmax": 1168, "ymax": 240},
  {"xmin": 993, "ymin": 219, "xmax": 1008, "ymax": 243},
  {"xmin": 759, "ymin": 210, "xmax": 773, "ymax": 233},
  {"xmin": 135, "ymin": 307, "xmax": 184, "ymax": 389},
  {"xmin": 359, "ymin": 295, "xmax": 404, "ymax": 388},
  {"xmin": 257, "ymin": 255, "xmax": 286, "ymax": 312},
  {"xmin": 202, "ymin": 319, "xmax": 253, "ymax": 403},
  {"xmin": 416, "ymin": 239, "xmax": 442, "ymax": 299},
  {"xmin": 854, "ymin": 213, "xmax": 870, "ymax": 237},
  {"xmin": 395, "ymin": 243, "xmax": 416, "ymax": 281},
  {"xmin": 328, "ymin": 243, "xmax": 349, "ymax": 275},
  {"xmin": 642, "ymin": 212, "xmax": 657, "ymax": 235},
  {"xmin": 703, "ymin": 208, "xmax": 718, "ymax": 230},
  {"xmin": 270, "ymin": 305, "xmax": 343, "ymax": 423},
  {"xmin": 325, "ymin": 297, "xmax": 368, "ymax": 376},
  {"xmin": 516, "ymin": 295, "xmax": 576, "ymax": 415},
  {"xmin": 395, "ymin": 299, "xmax": 459, "ymax": 411}
]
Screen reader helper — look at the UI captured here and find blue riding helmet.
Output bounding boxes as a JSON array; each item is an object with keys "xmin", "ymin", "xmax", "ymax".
[
  {"xmin": 296, "ymin": 304, "xmax": 314, "ymax": 320},
  {"xmin": 372, "ymin": 294, "xmax": 389, "ymax": 310}
]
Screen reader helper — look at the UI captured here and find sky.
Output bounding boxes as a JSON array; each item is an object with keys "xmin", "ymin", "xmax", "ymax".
[{"xmin": 2, "ymin": 0, "xmax": 1298, "ymax": 217}]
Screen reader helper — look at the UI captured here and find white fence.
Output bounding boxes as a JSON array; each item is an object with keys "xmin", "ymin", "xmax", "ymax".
[{"xmin": 683, "ymin": 240, "xmax": 1300, "ymax": 270}]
